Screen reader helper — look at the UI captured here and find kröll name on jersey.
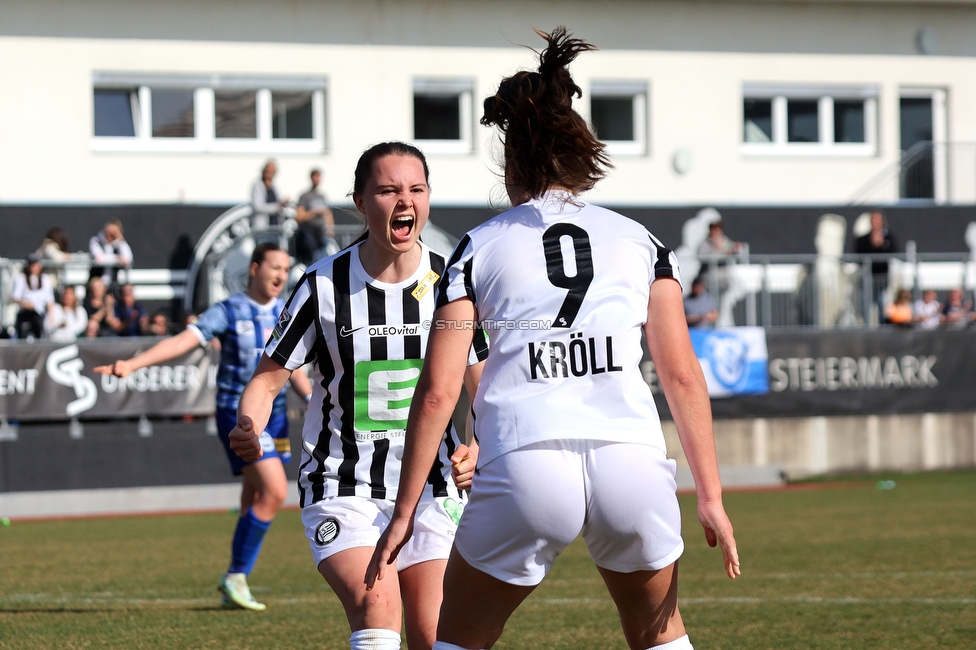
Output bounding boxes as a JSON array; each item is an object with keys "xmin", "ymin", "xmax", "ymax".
[{"xmin": 528, "ymin": 334, "xmax": 623, "ymax": 380}]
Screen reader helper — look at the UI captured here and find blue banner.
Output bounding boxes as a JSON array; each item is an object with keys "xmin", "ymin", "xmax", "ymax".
[{"xmin": 688, "ymin": 327, "xmax": 769, "ymax": 398}]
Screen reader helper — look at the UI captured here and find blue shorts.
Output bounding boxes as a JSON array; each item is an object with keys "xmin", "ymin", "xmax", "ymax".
[{"xmin": 216, "ymin": 407, "xmax": 291, "ymax": 476}]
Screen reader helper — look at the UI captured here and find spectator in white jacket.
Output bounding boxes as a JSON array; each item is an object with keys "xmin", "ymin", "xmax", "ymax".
[
  {"xmin": 89, "ymin": 219, "xmax": 133, "ymax": 287},
  {"xmin": 11, "ymin": 253, "xmax": 55, "ymax": 340},
  {"xmin": 45, "ymin": 285, "xmax": 88, "ymax": 342}
]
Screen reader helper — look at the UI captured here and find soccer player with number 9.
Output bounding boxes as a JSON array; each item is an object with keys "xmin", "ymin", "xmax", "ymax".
[{"xmin": 367, "ymin": 27, "xmax": 740, "ymax": 650}]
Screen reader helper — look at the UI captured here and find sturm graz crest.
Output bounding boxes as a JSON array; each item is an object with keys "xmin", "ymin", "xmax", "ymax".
[{"xmin": 315, "ymin": 517, "xmax": 341, "ymax": 545}]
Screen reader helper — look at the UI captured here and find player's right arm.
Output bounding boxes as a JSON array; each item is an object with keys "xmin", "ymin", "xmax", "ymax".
[
  {"xmin": 229, "ymin": 354, "xmax": 292, "ymax": 463},
  {"xmin": 644, "ymin": 277, "xmax": 740, "ymax": 580},
  {"xmin": 92, "ymin": 328, "xmax": 201, "ymax": 378}
]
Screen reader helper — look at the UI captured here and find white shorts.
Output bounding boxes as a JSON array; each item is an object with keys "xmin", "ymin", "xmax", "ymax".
[
  {"xmin": 455, "ymin": 439, "xmax": 684, "ymax": 586},
  {"xmin": 301, "ymin": 495, "xmax": 465, "ymax": 571}
]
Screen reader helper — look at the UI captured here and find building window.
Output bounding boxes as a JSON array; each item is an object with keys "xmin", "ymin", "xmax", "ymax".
[
  {"xmin": 590, "ymin": 81, "xmax": 647, "ymax": 155},
  {"xmin": 272, "ymin": 91, "xmax": 314, "ymax": 139},
  {"xmin": 151, "ymin": 88, "xmax": 195, "ymax": 138},
  {"xmin": 92, "ymin": 74, "xmax": 327, "ymax": 153},
  {"xmin": 742, "ymin": 84, "xmax": 877, "ymax": 155},
  {"xmin": 93, "ymin": 88, "xmax": 138, "ymax": 137},
  {"xmin": 412, "ymin": 78, "xmax": 473, "ymax": 154},
  {"xmin": 214, "ymin": 90, "xmax": 257, "ymax": 139}
]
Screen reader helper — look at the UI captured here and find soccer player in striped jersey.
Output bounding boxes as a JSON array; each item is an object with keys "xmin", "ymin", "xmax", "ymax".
[
  {"xmin": 94, "ymin": 243, "xmax": 313, "ymax": 612},
  {"xmin": 367, "ymin": 29, "xmax": 740, "ymax": 650},
  {"xmin": 230, "ymin": 142, "xmax": 486, "ymax": 650}
]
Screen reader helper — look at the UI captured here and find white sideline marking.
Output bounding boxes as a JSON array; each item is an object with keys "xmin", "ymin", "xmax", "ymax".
[
  {"xmin": 537, "ymin": 597, "xmax": 976, "ymax": 606},
  {"xmin": 3, "ymin": 593, "xmax": 973, "ymax": 608}
]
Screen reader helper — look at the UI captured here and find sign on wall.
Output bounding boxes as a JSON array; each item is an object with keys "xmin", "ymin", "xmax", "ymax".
[
  {"xmin": 644, "ymin": 328, "xmax": 976, "ymax": 418},
  {"xmin": 688, "ymin": 327, "xmax": 769, "ymax": 398},
  {"xmin": 0, "ymin": 340, "xmax": 217, "ymax": 421}
]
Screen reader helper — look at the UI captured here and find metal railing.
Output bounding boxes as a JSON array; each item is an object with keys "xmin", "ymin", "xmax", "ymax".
[{"xmin": 696, "ymin": 246, "xmax": 976, "ymax": 329}]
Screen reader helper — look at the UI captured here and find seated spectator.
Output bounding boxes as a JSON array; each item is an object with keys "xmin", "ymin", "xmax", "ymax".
[
  {"xmin": 83, "ymin": 277, "xmax": 115, "ymax": 337},
  {"xmin": 144, "ymin": 311, "xmax": 170, "ymax": 337},
  {"xmin": 885, "ymin": 289, "xmax": 915, "ymax": 327},
  {"xmin": 684, "ymin": 275, "xmax": 718, "ymax": 329},
  {"xmin": 45, "ymin": 286, "xmax": 88, "ymax": 342},
  {"xmin": 913, "ymin": 290, "xmax": 941, "ymax": 330},
  {"xmin": 941, "ymin": 287, "xmax": 976, "ymax": 329},
  {"xmin": 106, "ymin": 284, "xmax": 145, "ymax": 336},
  {"xmin": 89, "ymin": 219, "xmax": 133, "ymax": 288},
  {"xmin": 11, "ymin": 254, "xmax": 55, "ymax": 340},
  {"xmin": 696, "ymin": 218, "xmax": 742, "ymax": 259}
]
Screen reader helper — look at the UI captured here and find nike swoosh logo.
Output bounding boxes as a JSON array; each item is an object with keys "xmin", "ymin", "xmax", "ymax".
[{"xmin": 338, "ymin": 325, "xmax": 365, "ymax": 338}]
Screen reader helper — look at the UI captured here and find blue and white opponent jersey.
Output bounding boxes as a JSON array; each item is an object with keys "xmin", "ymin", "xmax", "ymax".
[
  {"xmin": 189, "ymin": 292, "xmax": 287, "ymax": 412},
  {"xmin": 437, "ymin": 191, "xmax": 680, "ymax": 467}
]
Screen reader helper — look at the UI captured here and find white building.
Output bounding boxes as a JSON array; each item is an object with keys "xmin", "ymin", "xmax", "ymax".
[{"xmin": 2, "ymin": 0, "xmax": 976, "ymax": 208}]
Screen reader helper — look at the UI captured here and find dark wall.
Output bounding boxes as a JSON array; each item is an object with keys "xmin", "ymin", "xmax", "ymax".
[
  {"xmin": 2, "ymin": 203, "xmax": 974, "ymax": 274},
  {"xmin": 431, "ymin": 204, "xmax": 976, "ymax": 255},
  {"xmin": 0, "ymin": 204, "xmax": 232, "ymax": 269}
]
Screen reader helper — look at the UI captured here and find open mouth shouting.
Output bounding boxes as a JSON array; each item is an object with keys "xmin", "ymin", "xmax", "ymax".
[{"xmin": 391, "ymin": 215, "xmax": 415, "ymax": 243}]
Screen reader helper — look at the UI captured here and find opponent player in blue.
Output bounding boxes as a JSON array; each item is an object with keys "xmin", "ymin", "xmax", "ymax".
[{"xmin": 95, "ymin": 242, "xmax": 312, "ymax": 611}]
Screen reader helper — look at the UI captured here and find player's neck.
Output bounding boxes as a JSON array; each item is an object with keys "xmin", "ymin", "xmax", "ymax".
[{"xmin": 358, "ymin": 240, "xmax": 421, "ymax": 284}]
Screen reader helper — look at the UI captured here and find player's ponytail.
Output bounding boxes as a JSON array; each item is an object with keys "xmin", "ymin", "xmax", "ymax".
[{"xmin": 481, "ymin": 27, "xmax": 610, "ymax": 204}]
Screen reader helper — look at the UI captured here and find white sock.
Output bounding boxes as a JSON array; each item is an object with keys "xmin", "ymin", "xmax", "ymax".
[
  {"xmin": 349, "ymin": 628, "xmax": 401, "ymax": 650},
  {"xmin": 647, "ymin": 634, "xmax": 694, "ymax": 650},
  {"xmin": 432, "ymin": 642, "xmax": 479, "ymax": 650}
]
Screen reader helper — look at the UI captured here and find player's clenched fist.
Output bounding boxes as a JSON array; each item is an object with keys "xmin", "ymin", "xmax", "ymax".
[{"xmin": 229, "ymin": 415, "xmax": 264, "ymax": 462}]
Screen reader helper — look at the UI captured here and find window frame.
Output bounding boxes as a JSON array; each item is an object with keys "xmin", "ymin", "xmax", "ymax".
[
  {"xmin": 741, "ymin": 84, "xmax": 878, "ymax": 157},
  {"xmin": 91, "ymin": 73, "xmax": 327, "ymax": 154},
  {"xmin": 411, "ymin": 78, "xmax": 474, "ymax": 155},
  {"xmin": 589, "ymin": 80, "xmax": 648, "ymax": 156}
]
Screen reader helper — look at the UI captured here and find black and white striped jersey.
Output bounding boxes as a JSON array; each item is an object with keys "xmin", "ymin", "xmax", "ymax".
[
  {"xmin": 265, "ymin": 241, "xmax": 487, "ymax": 507},
  {"xmin": 438, "ymin": 191, "xmax": 681, "ymax": 467}
]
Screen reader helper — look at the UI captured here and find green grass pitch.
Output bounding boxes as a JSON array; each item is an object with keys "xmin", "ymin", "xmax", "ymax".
[{"xmin": 1, "ymin": 470, "xmax": 973, "ymax": 649}]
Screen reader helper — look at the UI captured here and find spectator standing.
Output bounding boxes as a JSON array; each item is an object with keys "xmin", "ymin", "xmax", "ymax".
[
  {"xmin": 11, "ymin": 253, "xmax": 55, "ymax": 340},
  {"xmin": 684, "ymin": 275, "xmax": 719, "ymax": 328},
  {"xmin": 89, "ymin": 219, "xmax": 133, "ymax": 288},
  {"xmin": 83, "ymin": 277, "xmax": 115, "ymax": 337},
  {"xmin": 854, "ymin": 209, "xmax": 898, "ymax": 312},
  {"xmin": 36, "ymin": 226, "xmax": 72, "ymax": 288},
  {"xmin": 107, "ymin": 284, "xmax": 146, "ymax": 336},
  {"xmin": 251, "ymin": 160, "xmax": 289, "ymax": 229},
  {"xmin": 913, "ymin": 290, "xmax": 941, "ymax": 330},
  {"xmin": 941, "ymin": 287, "xmax": 975, "ymax": 329},
  {"xmin": 294, "ymin": 168, "xmax": 334, "ymax": 265},
  {"xmin": 36, "ymin": 227, "xmax": 71, "ymax": 263},
  {"xmin": 45, "ymin": 285, "xmax": 88, "ymax": 342}
]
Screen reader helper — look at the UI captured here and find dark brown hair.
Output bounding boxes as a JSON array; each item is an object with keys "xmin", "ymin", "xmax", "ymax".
[
  {"xmin": 250, "ymin": 242, "xmax": 283, "ymax": 267},
  {"xmin": 45, "ymin": 227, "xmax": 70, "ymax": 253},
  {"xmin": 352, "ymin": 141, "xmax": 430, "ymax": 197},
  {"xmin": 481, "ymin": 27, "xmax": 611, "ymax": 202}
]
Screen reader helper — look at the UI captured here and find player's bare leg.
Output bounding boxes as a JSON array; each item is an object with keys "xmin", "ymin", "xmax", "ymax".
[
  {"xmin": 398, "ymin": 559, "xmax": 447, "ymax": 650},
  {"xmin": 435, "ymin": 548, "xmax": 536, "ymax": 649},
  {"xmin": 240, "ymin": 457, "xmax": 288, "ymax": 520},
  {"xmin": 597, "ymin": 561, "xmax": 687, "ymax": 649},
  {"xmin": 319, "ymin": 546, "xmax": 403, "ymax": 635}
]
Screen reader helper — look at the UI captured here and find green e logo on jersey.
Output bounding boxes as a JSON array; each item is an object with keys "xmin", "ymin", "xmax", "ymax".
[{"xmin": 354, "ymin": 359, "xmax": 424, "ymax": 431}]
